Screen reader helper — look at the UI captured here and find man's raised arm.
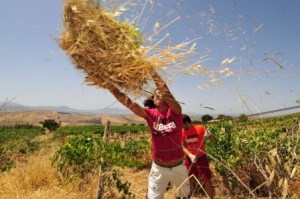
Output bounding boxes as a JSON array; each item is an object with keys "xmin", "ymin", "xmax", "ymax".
[{"xmin": 108, "ymin": 87, "xmax": 147, "ymax": 119}]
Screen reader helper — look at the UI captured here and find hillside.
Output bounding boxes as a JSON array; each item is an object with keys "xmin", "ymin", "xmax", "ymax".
[{"xmin": 0, "ymin": 110, "xmax": 145, "ymax": 126}]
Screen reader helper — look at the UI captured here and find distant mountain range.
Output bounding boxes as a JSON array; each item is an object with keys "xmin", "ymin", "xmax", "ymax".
[
  {"xmin": 0, "ymin": 102, "xmax": 131, "ymax": 115},
  {"xmin": 5, "ymin": 102, "xmax": 283, "ymax": 119},
  {"xmin": 0, "ymin": 101, "xmax": 207, "ymax": 120}
]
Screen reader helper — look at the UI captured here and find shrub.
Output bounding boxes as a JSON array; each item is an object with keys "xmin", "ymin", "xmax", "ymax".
[
  {"xmin": 202, "ymin": 114, "xmax": 213, "ymax": 123},
  {"xmin": 40, "ymin": 119, "xmax": 61, "ymax": 132}
]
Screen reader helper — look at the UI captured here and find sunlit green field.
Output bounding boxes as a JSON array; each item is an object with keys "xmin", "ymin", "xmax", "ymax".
[{"xmin": 1, "ymin": 113, "xmax": 299, "ymax": 198}]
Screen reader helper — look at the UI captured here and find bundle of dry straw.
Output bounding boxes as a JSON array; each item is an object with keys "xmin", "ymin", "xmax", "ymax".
[{"xmin": 60, "ymin": 0, "xmax": 158, "ymax": 96}]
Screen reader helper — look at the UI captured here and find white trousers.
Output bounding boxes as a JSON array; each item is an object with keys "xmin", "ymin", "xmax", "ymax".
[{"xmin": 147, "ymin": 162, "xmax": 190, "ymax": 199}]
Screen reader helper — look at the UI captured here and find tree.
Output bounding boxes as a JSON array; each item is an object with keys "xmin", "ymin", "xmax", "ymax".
[
  {"xmin": 40, "ymin": 119, "xmax": 61, "ymax": 132},
  {"xmin": 238, "ymin": 114, "xmax": 248, "ymax": 122},
  {"xmin": 217, "ymin": 114, "xmax": 226, "ymax": 120},
  {"xmin": 193, "ymin": 120, "xmax": 202, "ymax": 124},
  {"xmin": 202, "ymin": 114, "xmax": 213, "ymax": 123},
  {"xmin": 217, "ymin": 114, "xmax": 233, "ymax": 120}
]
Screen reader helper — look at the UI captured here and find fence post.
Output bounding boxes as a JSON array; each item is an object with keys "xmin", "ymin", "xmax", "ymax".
[
  {"xmin": 96, "ymin": 166, "xmax": 103, "ymax": 199},
  {"xmin": 103, "ymin": 120, "xmax": 111, "ymax": 141}
]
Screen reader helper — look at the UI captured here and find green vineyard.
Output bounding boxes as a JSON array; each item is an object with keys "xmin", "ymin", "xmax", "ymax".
[{"xmin": 1, "ymin": 113, "xmax": 299, "ymax": 198}]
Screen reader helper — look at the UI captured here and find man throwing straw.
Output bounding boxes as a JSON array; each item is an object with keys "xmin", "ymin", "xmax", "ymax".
[{"xmin": 108, "ymin": 71, "xmax": 190, "ymax": 199}]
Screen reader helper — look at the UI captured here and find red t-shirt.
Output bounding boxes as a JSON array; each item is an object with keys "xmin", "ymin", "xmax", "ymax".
[
  {"xmin": 145, "ymin": 108, "xmax": 184, "ymax": 162},
  {"xmin": 182, "ymin": 125, "xmax": 207, "ymax": 157}
]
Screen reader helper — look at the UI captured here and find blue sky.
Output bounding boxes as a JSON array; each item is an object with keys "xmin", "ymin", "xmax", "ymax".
[{"xmin": 1, "ymin": 0, "xmax": 299, "ymax": 116}]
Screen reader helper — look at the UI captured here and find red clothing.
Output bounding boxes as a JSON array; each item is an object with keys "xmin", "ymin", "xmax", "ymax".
[
  {"xmin": 145, "ymin": 108, "xmax": 184, "ymax": 162},
  {"xmin": 183, "ymin": 124, "xmax": 212, "ymax": 182},
  {"xmin": 182, "ymin": 125, "xmax": 207, "ymax": 157},
  {"xmin": 184, "ymin": 154, "xmax": 212, "ymax": 182}
]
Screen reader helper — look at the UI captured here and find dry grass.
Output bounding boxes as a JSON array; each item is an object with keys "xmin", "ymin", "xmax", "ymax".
[
  {"xmin": 0, "ymin": 135, "xmax": 98, "ymax": 199},
  {"xmin": 60, "ymin": 0, "xmax": 158, "ymax": 96},
  {"xmin": 59, "ymin": 0, "xmax": 202, "ymax": 98}
]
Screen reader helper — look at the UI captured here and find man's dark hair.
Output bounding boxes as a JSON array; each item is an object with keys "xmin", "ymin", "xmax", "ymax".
[
  {"xmin": 182, "ymin": 114, "xmax": 192, "ymax": 123},
  {"xmin": 143, "ymin": 97, "xmax": 156, "ymax": 108}
]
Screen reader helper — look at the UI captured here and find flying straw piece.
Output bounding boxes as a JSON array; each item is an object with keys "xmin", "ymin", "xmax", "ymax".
[
  {"xmin": 151, "ymin": 16, "xmax": 181, "ymax": 36},
  {"xmin": 262, "ymin": 56, "xmax": 284, "ymax": 69},
  {"xmin": 204, "ymin": 106, "xmax": 215, "ymax": 110},
  {"xmin": 253, "ymin": 23, "xmax": 264, "ymax": 33},
  {"xmin": 221, "ymin": 57, "xmax": 236, "ymax": 65}
]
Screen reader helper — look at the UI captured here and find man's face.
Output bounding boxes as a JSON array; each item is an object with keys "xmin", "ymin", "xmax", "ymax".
[
  {"xmin": 153, "ymin": 90, "xmax": 167, "ymax": 107},
  {"xmin": 182, "ymin": 122, "xmax": 193, "ymax": 130},
  {"xmin": 182, "ymin": 122, "xmax": 190, "ymax": 130}
]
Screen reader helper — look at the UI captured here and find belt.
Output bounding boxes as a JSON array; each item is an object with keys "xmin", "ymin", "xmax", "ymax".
[{"xmin": 154, "ymin": 160, "xmax": 183, "ymax": 168}]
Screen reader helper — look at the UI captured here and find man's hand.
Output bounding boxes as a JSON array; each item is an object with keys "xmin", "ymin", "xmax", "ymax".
[
  {"xmin": 151, "ymin": 71, "xmax": 182, "ymax": 115},
  {"xmin": 188, "ymin": 154, "xmax": 197, "ymax": 163}
]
